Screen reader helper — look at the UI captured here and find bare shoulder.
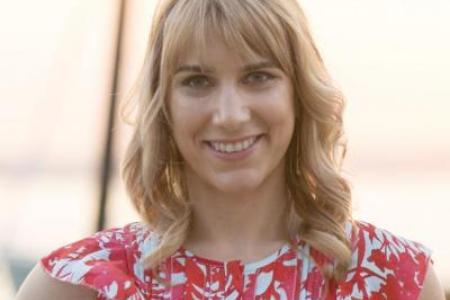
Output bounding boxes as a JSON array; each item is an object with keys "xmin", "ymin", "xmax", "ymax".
[
  {"xmin": 15, "ymin": 262, "xmax": 97, "ymax": 300},
  {"xmin": 418, "ymin": 262, "xmax": 446, "ymax": 300}
]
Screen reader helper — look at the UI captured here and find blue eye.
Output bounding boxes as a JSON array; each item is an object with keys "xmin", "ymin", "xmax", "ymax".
[
  {"xmin": 243, "ymin": 72, "xmax": 275, "ymax": 84},
  {"xmin": 182, "ymin": 75, "xmax": 211, "ymax": 89}
]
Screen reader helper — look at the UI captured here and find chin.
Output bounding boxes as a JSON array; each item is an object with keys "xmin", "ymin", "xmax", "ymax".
[
  {"xmin": 215, "ymin": 183, "xmax": 258, "ymax": 194},
  {"xmin": 211, "ymin": 173, "xmax": 265, "ymax": 194}
]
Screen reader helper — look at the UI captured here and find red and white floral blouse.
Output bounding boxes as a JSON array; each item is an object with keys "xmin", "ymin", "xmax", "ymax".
[{"xmin": 40, "ymin": 220, "xmax": 431, "ymax": 299}]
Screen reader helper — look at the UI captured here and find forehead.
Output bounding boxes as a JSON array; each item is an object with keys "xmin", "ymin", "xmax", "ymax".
[
  {"xmin": 170, "ymin": 32, "xmax": 281, "ymax": 79},
  {"xmin": 179, "ymin": 37, "xmax": 265, "ymax": 69},
  {"xmin": 161, "ymin": 0, "xmax": 294, "ymax": 78}
]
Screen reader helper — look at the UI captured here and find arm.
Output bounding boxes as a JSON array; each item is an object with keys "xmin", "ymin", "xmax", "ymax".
[
  {"xmin": 15, "ymin": 262, "xmax": 97, "ymax": 300},
  {"xmin": 418, "ymin": 262, "xmax": 446, "ymax": 300}
]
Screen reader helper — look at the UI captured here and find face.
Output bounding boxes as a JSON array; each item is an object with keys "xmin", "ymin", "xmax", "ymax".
[{"xmin": 168, "ymin": 37, "xmax": 295, "ymax": 194}]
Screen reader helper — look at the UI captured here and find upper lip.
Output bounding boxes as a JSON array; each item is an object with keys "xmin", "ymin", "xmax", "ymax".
[{"xmin": 204, "ymin": 134, "xmax": 262, "ymax": 143}]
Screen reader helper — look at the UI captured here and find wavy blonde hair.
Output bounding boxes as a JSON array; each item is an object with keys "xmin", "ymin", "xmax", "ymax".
[{"xmin": 121, "ymin": 0, "xmax": 353, "ymax": 281}]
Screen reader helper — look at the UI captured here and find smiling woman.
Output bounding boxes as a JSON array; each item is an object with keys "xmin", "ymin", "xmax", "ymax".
[
  {"xmin": 169, "ymin": 41, "xmax": 295, "ymax": 195},
  {"xmin": 15, "ymin": 0, "xmax": 445, "ymax": 299}
]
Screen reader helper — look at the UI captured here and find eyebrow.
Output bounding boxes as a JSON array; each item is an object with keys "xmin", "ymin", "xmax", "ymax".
[{"xmin": 174, "ymin": 61, "xmax": 278, "ymax": 75}]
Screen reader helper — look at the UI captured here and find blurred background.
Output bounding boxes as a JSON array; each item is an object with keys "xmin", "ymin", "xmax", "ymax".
[{"xmin": 0, "ymin": 0, "xmax": 448, "ymax": 298}]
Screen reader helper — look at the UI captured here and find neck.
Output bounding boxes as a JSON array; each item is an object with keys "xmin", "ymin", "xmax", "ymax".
[{"xmin": 183, "ymin": 164, "xmax": 291, "ymax": 260}]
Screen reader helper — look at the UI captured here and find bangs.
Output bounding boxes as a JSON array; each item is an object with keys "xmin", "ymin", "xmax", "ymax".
[{"xmin": 161, "ymin": 0, "xmax": 294, "ymax": 77}]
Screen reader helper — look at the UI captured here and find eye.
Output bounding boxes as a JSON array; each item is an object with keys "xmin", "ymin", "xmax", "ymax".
[
  {"xmin": 181, "ymin": 75, "xmax": 211, "ymax": 89},
  {"xmin": 243, "ymin": 71, "xmax": 275, "ymax": 85}
]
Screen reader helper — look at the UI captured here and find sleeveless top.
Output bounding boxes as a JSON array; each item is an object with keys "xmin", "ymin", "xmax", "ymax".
[{"xmin": 40, "ymin": 220, "xmax": 432, "ymax": 299}]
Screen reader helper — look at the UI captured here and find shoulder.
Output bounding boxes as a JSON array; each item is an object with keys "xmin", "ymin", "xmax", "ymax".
[
  {"xmin": 17, "ymin": 222, "xmax": 157, "ymax": 300},
  {"xmin": 15, "ymin": 262, "xmax": 97, "ymax": 300},
  {"xmin": 352, "ymin": 220, "xmax": 432, "ymax": 261},
  {"xmin": 418, "ymin": 261, "xmax": 446, "ymax": 300},
  {"xmin": 337, "ymin": 220, "xmax": 434, "ymax": 299}
]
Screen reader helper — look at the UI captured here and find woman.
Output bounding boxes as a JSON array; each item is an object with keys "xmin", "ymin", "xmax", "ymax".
[{"xmin": 16, "ymin": 0, "xmax": 445, "ymax": 299}]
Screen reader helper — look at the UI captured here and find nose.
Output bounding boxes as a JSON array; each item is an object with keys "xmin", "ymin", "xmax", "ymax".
[{"xmin": 212, "ymin": 85, "xmax": 250, "ymax": 130}]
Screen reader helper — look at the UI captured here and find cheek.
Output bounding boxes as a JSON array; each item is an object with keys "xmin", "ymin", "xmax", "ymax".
[
  {"xmin": 169, "ymin": 98, "xmax": 209, "ymax": 148},
  {"xmin": 259, "ymin": 87, "xmax": 295, "ymax": 129}
]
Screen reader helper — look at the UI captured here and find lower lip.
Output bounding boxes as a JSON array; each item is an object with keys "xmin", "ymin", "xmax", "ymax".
[{"xmin": 205, "ymin": 135, "xmax": 263, "ymax": 161}]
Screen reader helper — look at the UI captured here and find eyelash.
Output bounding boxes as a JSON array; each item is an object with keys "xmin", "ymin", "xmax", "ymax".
[
  {"xmin": 182, "ymin": 75, "xmax": 211, "ymax": 89},
  {"xmin": 181, "ymin": 72, "xmax": 275, "ymax": 89},
  {"xmin": 243, "ymin": 72, "xmax": 275, "ymax": 84}
]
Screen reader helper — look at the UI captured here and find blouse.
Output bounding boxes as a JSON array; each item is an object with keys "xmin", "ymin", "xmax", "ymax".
[{"xmin": 40, "ymin": 220, "xmax": 432, "ymax": 299}]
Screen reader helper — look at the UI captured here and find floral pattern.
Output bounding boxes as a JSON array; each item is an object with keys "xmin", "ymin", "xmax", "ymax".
[{"xmin": 41, "ymin": 221, "xmax": 431, "ymax": 299}]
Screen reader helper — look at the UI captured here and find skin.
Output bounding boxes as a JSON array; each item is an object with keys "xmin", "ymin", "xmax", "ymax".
[
  {"xmin": 418, "ymin": 262, "xmax": 446, "ymax": 300},
  {"xmin": 15, "ymin": 262, "xmax": 97, "ymax": 299},
  {"xmin": 15, "ymin": 36, "xmax": 446, "ymax": 300},
  {"xmin": 16, "ymin": 36, "xmax": 299, "ymax": 300},
  {"xmin": 169, "ymin": 36, "xmax": 295, "ymax": 262}
]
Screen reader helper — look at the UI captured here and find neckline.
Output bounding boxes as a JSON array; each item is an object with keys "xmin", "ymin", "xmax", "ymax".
[{"xmin": 179, "ymin": 241, "xmax": 297, "ymax": 275}]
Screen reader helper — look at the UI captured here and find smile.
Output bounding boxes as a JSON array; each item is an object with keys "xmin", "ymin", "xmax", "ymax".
[{"xmin": 206, "ymin": 135, "xmax": 261, "ymax": 154}]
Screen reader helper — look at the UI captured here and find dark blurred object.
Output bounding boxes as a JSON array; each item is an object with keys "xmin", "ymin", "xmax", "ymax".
[{"xmin": 97, "ymin": 0, "xmax": 126, "ymax": 232}]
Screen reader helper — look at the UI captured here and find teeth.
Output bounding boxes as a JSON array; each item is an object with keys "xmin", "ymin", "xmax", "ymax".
[{"xmin": 210, "ymin": 136, "xmax": 257, "ymax": 153}]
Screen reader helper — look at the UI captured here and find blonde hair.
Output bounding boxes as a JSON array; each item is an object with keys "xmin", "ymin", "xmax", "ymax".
[{"xmin": 121, "ymin": 0, "xmax": 353, "ymax": 281}]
